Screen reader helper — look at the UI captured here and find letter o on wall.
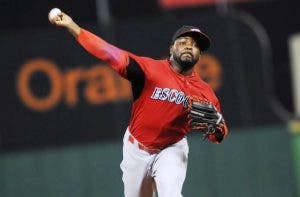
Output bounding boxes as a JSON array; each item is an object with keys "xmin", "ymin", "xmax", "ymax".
[{"xmin": 16, "ymin": 58, "xmax": 63, "ymax": 111}]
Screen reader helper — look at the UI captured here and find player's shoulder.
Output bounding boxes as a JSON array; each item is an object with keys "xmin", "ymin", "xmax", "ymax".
[
  {"xmin": 192, "ymin": 73, "xmax": 212, "ymax": 88},
  {"xmin": 129, "ymin": 53, "xmax": 167, "ymax": 67},
  {"xmin": 135, "ymin": 55, "xmax": 166, "ymax": 64},
  {"xmin": 192, "ymin": 74, "xmax": 218, "ymax": 96},
  {"xmin": 127, "ymin": 52, "xmax": 164, "ymax": 62}
]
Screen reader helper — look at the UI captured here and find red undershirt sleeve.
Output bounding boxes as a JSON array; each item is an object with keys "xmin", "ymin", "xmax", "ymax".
[{"xmin": 76, "ymin": 28, "xmax": 130, "ymax": 78}]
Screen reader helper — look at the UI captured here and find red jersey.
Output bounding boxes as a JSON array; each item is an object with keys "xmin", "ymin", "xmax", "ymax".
[{"xmin": 77, "ymin": 29, "xmax": 228, "ymax": 148}]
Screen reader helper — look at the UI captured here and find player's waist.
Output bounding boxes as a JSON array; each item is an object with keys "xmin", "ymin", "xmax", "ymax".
[
  {"xmin": 125, "ymin": 127, "xmax": 186, "ymax": 153},
  {"xmin": 128, "ymin": 134, "xmax": 162, "ymax": 154}
]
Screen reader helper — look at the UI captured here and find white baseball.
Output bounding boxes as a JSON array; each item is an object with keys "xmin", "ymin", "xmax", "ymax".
[{"xmin": 48, "ymin": 8, "xmax": 62, "ymax": 21}]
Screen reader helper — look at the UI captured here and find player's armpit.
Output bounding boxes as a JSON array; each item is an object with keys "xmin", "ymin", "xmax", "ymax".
[{"xmin": 126, "ymin": 58, "xmax": 146, "ymax": 101}]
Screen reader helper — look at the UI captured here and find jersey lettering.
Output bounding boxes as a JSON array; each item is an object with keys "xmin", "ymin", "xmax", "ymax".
[
  {"xmin": 151, "ymin": 87, "xmax": 163, "ymax": 99},
  {"xmin": 168, "ymin": 89, "xmax": 178, "ymax": 102},
  {"xmin": 159, "ymin": 88, "xmax": 170, "ymax": 100},
  {"xmin": 151, "ymin": 87, "xmax": 189, "ymax": 107}
]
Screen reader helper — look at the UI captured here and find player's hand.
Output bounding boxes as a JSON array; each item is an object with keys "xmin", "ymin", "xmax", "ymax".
[
  {"xmin": 49, "ymin": 12, "xmax": 71, "ymax": 26},
  {"xmin": 49, "ymin": 11, "xmax": 81, "ymax": 37}
]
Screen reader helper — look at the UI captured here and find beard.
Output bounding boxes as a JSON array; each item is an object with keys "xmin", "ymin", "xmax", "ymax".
[{"xmin": 173, "ymin": 53, "xmax": 198, "ymax": 71}]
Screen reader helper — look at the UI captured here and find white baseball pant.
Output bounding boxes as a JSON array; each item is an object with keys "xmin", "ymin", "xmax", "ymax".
[{"xmin": 120, "ymin": 128, "xmax": 189, "ymax": 197}]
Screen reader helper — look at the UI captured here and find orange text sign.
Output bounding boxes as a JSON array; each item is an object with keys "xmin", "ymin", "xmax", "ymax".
[{"xmin": 16, "ymin": 58, "xmax": 132, "ymax": 111}]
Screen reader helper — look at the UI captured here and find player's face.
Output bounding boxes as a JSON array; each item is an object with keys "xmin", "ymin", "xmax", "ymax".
[{"xmin": 170, "ymin": 36, "xmax": 201, "ymax": 71}]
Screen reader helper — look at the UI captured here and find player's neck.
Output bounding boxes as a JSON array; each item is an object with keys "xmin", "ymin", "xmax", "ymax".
[{"xmin": 169, "ymin": 57, "xmax": 194, "ymax": 76}]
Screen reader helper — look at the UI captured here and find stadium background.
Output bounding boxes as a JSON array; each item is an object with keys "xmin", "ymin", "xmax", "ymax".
[{"xmin": 0, "ymin": 0, "xmax": 300, "ymax": 196}]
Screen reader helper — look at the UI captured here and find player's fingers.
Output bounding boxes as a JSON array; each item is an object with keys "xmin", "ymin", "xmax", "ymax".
[
  {"xmin": 49, "ymin": 15, "xmax": 61, "ymax": 24},
  {"xmin": 51, "ymin": 15, "xmax": 69, "ymax": 27},
  {"xmin": 59, "ymin": 12, "xmax": 72, "ymax": 21},
  {"xmin": 53, "ymin": 20, "xmax": 67, "ymax": 27},
  {"xmin": 58, "ymin": 12, "xmax": 64, "ymax": 18}
]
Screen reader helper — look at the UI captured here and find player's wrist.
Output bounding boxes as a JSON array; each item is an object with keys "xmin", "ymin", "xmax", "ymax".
[{"xmin": 67, "ymin": 22, "xmax": 81, "ymax": 37}]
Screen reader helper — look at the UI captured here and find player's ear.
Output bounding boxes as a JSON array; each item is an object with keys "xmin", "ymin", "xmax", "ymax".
[{"xmin": 169, "ymin": 45, "xmax": 174, "ymax": 56}]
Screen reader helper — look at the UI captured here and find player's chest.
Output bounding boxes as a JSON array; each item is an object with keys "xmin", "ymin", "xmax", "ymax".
[
  {"xmin": 148, "ymin": 73, "xmax": 209, "ymax": 102},
  {"xmin": 149, "ymin": 70, "xmax": 198, "ymax": 93}
]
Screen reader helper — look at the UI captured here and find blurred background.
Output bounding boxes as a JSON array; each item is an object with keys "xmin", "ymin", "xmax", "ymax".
[{"xmin": 0, "ymin": 0, "xmax": 300, "ymax": 196}]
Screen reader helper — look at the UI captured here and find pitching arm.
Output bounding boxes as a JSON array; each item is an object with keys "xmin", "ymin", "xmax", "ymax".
[{"xmin": 49, "ymin": 10, "xmax": 129, "ymax": 77}]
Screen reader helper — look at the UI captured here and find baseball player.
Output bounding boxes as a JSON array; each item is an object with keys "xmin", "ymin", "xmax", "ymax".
[{"xmin": 49, "ymin": 10, "xmax": 228, "ymax": 197}]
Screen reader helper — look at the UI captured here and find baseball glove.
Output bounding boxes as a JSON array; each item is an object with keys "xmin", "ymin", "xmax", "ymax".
[{"xmin": 188, "ymin": 96, "xmax": 225, "ymax": 142}]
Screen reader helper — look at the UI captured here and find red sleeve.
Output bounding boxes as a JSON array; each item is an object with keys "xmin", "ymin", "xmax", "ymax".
[
  {"xmin": 207, "ymin": 123, "xmax": 228, "ymax": 143},
  {"xmin": 76, "ymin": 28, "xmax": 130, "ymax": 77}
]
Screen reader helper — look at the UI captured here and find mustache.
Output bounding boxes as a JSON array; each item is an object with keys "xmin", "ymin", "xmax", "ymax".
[{"xmin": 181, "ymin": 51, "xmax": 193, "ymax": 56}]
